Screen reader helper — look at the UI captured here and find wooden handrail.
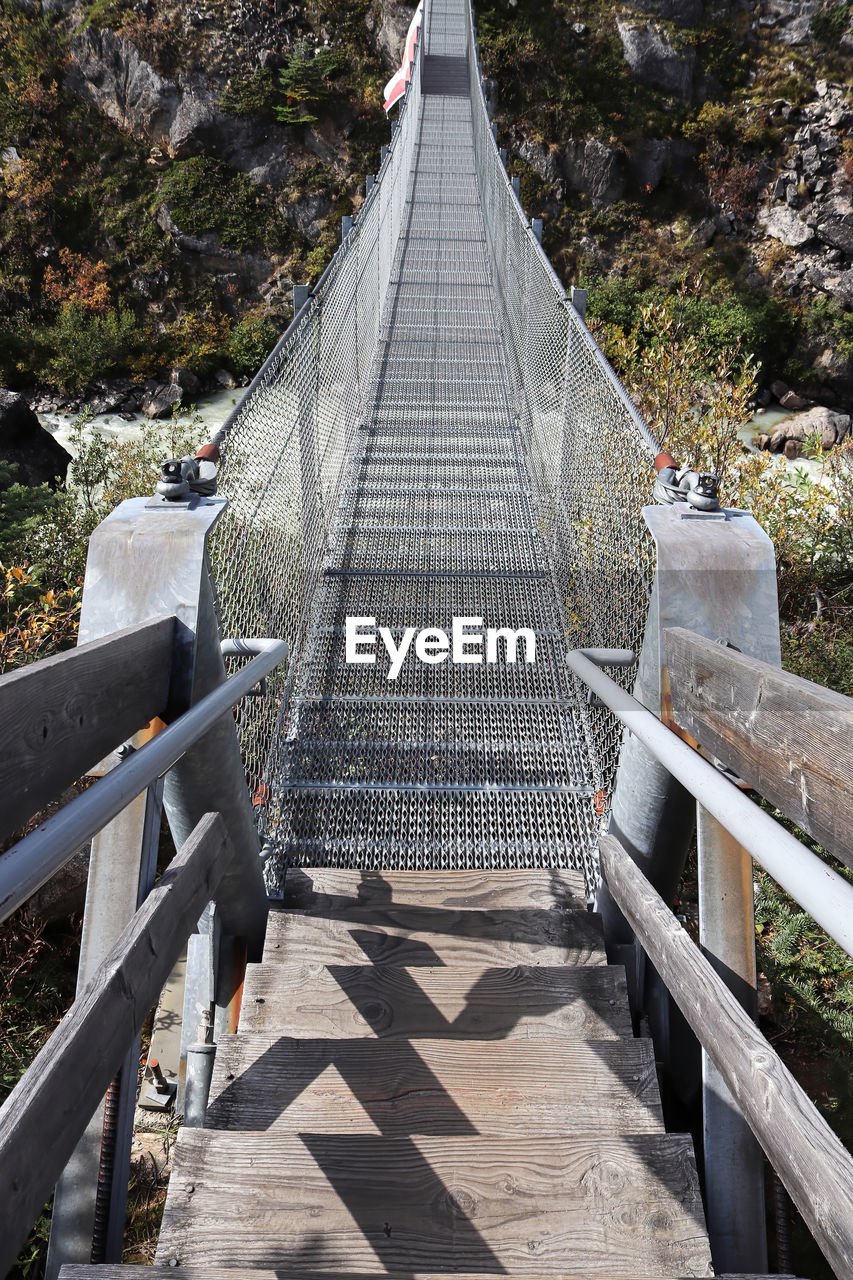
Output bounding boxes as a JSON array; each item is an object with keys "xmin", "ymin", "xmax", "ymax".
[
  {"xmin": 0, "ymin": 615, "xmax": 177, "ymax": 845},
  {"xmin": 664, "ymin": 626, "xmax": 853, "ymax": 869},
  {"xmin": 600, "ymin": 831, "xmax": 853, "ymax": 1280},
  {"xmin": 0, "ymin": 812, "xmax": 232, "ymax": 1277}
]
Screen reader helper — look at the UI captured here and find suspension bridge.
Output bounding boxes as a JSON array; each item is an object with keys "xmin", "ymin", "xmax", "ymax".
[{"xmin": 1, "ymin": 1, "xmax": 853, "ymax": 1278}]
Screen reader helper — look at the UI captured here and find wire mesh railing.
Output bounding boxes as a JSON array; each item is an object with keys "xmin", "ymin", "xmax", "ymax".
[
  {"xmin": 208, "ymin": 34, "xmax": 424, "ymax": 827},
  {"xmin": 465, "ymin": 5, "xmax": 659, "ymax": 816}
]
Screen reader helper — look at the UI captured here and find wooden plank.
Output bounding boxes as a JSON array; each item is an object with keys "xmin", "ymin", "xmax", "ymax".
[
  {"xmin": 0, "ymin": 812, "xmax": 231, "ymax": 1277},
  {"xmin": 155, "ymin": 1131, "xmax": 712, "ymax": 1276},
  {"xmin": 600, "ymin": 831, "xmax": 853, "ymax": 1280},
  {"xmin": 283, "ymin": 867, "xmax": 587, "ymax": 912},
  {"xmin": 206, "ymin": 1034, "xmax": 664, "ymax": 1134},
  {"xmin": 263, "ymin": 905, "xmax": 606, "ymax": 967},
  {"xmin": 0, "ymin": 614, "xmax": 175, "ymax": 842},
  {"xmin": 664, "ymin": 625, "xmax": 853, "ymax": 868},
  {"xmin": 239, "ymin": 962, "xmax": 633, "ymax": 1040},
  {"xmin": 62, "ymin": 1269, "xmax": 801, "ymax": 1280}
]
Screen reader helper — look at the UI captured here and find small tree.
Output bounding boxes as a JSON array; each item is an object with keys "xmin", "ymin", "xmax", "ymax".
[{"xmin": 276, "ymin": 45, "xmax": 346, "ymax": 126}]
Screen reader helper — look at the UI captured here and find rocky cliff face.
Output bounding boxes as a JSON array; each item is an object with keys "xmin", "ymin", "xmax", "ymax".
[
  {"xmin": 477, "ymin": 0, "xmax": 853, "ymax": 416},
  {"xmin": 0, "ymin": 0, "xmax": 414, "ymax": 401},
  {"xmin": 2, "ymin": 0, "xmax": 852, "ymax": 417}
]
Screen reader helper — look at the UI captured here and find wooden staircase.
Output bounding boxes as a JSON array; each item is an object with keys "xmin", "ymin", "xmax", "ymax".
[{"xmin": 145, "ymin": 868, "xmax": 716, "ymax": 1278}]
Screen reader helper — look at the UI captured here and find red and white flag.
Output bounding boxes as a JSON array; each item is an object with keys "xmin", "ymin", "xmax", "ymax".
[{"xmin": 383, "ymin": 2, "xmax": 424, "ymax": 112}]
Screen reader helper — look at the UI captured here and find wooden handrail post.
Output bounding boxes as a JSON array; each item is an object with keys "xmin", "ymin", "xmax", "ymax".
[
  {"xmin": 696, "ymin": 806, "xmax": 766, "ymax": 1272},
  {"xmin": 1, "ymin": 814, "xmax": 232, "ymax": 1280}
]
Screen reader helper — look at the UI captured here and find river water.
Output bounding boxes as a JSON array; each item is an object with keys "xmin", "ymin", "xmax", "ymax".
[
  {"xmin": 739, "ymin": 406, "xmax": 826, "ymax": 484},
  {"xmin": 39, "ymin": 388, "xmax": 243, "ymax": 457}
]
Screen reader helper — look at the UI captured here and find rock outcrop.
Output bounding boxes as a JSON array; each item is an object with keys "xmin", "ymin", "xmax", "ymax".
[
  {"xmin": 368, "ymin": 1, "xmax": 418, "ymax": 73},
  {"xmin": 759, "ymin": 404, "xmax": 851, "ymax": 453},
  {"xmin": 0, "ymin": 390, "xmax": 71, "ymax": 489},
  {"xmin": 616, "ymin": 20, "xmax": 695, "ymax": 101},
  {"xmin": 67, "ymin": 27, "xmax": 295, "ymax": 186}
]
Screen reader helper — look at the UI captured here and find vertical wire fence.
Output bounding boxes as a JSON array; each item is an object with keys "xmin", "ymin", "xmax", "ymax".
[{"xmin": 465, "ymin": 5, "xmax": 659, "ymax": 834}]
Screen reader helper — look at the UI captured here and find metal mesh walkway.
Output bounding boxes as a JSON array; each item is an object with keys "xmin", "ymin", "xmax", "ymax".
[
  {"xmin": 273, "ymin": 0, "xmax": 592, "ymax": 878},
  {"xmin": 212, "ymin": 0, "xmax": 658, "ymax": 892}
]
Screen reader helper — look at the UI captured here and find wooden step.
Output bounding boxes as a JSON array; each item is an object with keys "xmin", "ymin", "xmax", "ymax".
[
  {"xmin": 263, "ymin": 905, "xmax": 606, "ymax": 967},
  {"xmin": 239, "ymin": 962, "xmax": 633, "ymax": 1039},
  {"xmin": 283, "ymin": 867, "xmax": 588, "ymax": 912},
  {"xmin": 60, "ymin": 1268, "xmax": 804, "ymax": 1280},
  {"xmin": 155, "ymin": 1132, "xmax": 713, "ymax": 1276},
  {"xmin": 206, "ymin": 1035, "xmax": 664, "ymax": 1134}
]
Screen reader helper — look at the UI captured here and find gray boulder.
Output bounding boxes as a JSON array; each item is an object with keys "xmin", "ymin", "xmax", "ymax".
[
  {"xmin": 816, "ymin": 217, "xmax": 853, "ymax": 257},
  {"xmin": 283, "ymin": 190, "xmax": 335, "ymax": 239},
  {"xmin": 68, "ymin": 28, "xmax": 295, "ymax": 186},
  {"xmin": 142, "ymin": 383, "xmax": 183, "ymax": 419},
  {"xmin": 172, "ymin": 367, "xmax": 202, "ymax": 398},
  {"xmin": 67, "ymin": 28, "xmax": 179, "ymax": 146},
  {"xmin": 516, "ymin": 136, "xmax": 564, "ymax": 192},
  {"xmin": 0, "ymin": 390, "xmax": 71, "ymax": 489},
  {"xmin": 617, "ymin": 20, "xmax": 695, "ymax": 101},
  {"xmin": 782, "ymin": 404, "xmax": 851, "ymax": 445},
  {"xmin": 758, "ymin": 204, "xmax": 814, "ymax": 247}
]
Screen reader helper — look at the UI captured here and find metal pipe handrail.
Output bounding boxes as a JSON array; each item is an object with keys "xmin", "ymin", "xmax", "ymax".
[
  {"xmin": 567, "ymin": 647, "xmax": 853, "ymax": 957},
  {"xmin": 0, "ymin": 638, "xmax": 289, "ymax": 922}
]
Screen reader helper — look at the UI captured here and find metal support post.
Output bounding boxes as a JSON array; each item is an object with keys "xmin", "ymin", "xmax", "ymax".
[
  {"xmin": 293, "ymin": 284, "xmax": 311, "ymax": 314},
  {"xmin": 531, "ymin": 218, "xmax": 543, "ymax": 243},
  {"xmin": 594, "ymin": 503, "xmax": 779, "ymax": 1267},
  {"xmin": 491, "ymin": 122, "xmax": 498, "ymax": 142},
  {"xmin": 499, "ymin": 146, "xmax": 507, "ymax": 165},
  {"xmin": 381, "ymin": 144, "xmax": 389, "ymax": 163},
  {"xmin": 597, "ymin": 505, "xmax": 780, "ymax": 941},
  {"xmin": 366, "ymin": 174, "xmax": 375, "ymax": 195},
  {"xmin": 342, "ymin": 215, "xmax": 353, "ymax": 241},
  {"xmin": 570, "ymin": 286, "xmax": 587, "ymax": 321},
  {"xmin": 511, "ymin": 176, "xmax": 520, "ymax": 198},
  {"xmin": 697, "ymin": 807, "xmax": 768, "ymax": 1273}
]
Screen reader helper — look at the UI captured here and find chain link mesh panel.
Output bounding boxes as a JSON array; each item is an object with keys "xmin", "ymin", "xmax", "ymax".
[
  {"xmin": 466, "ymin": 8, "xmax": 658, "ymax": 870},
  {"xmin": 210, "ymin": 34, "xmax": 425, "ymax": 841}
]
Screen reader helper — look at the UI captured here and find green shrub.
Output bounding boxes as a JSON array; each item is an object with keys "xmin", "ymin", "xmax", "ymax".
[
  {"xmin": 32, "ymin": 302, "xmax": 139, "ymax": 392},
  {"xmin": 157, "ymin": 158, "xmax": 269, "ymax": 251},
  {"xmin": 226, "ymin": 313, "xmax": 278, "ymax": 376},
  {"xmin": 812, "ymin": 2, "xmax": 852, "ymax": 46}
]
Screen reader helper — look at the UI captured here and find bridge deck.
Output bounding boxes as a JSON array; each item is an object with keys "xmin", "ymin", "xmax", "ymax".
[{"xmin": 274, "ymin": 0, "xmax": 593, "ymax": 874}]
